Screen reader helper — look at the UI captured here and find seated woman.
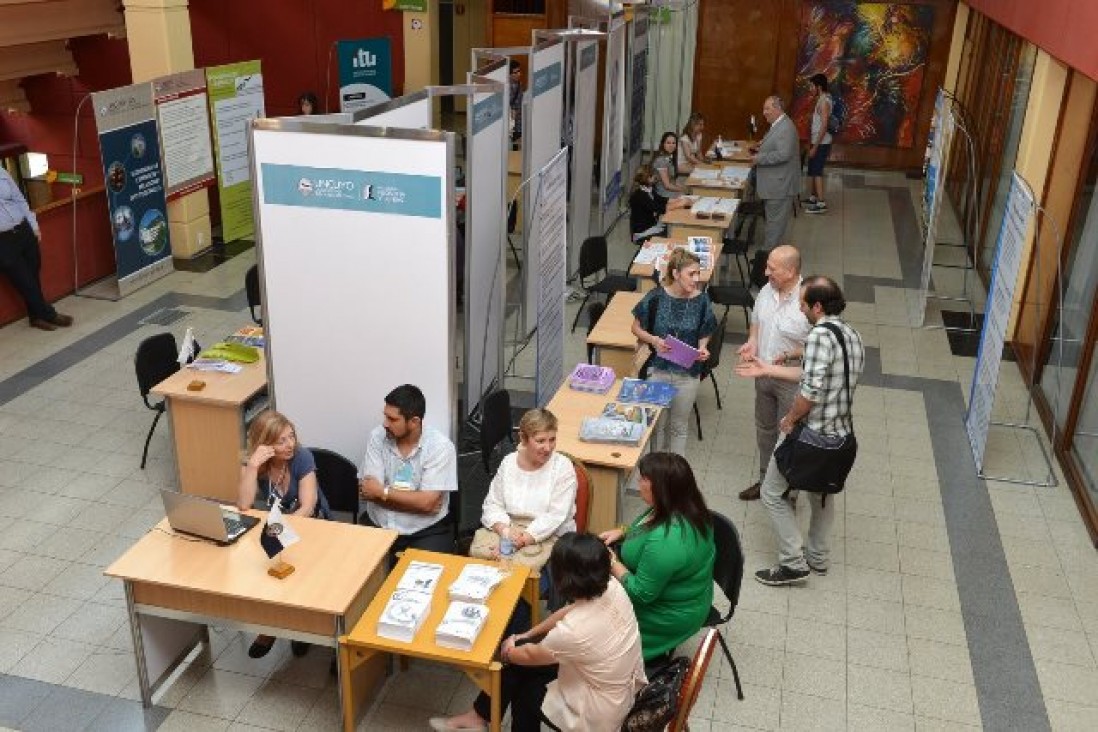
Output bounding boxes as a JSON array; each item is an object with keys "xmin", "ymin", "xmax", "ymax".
[
  {"xmin": 677, "ymin": 112, "xmax": 706, "ymax": 177},
  {"xmin": 599, "ymin": 452, "xmax": 715, "ymax": 666},
  {"xmin": 431, "ymin": 533, "xmax": 647, "ymax": 732},
  {"xmin": 628, "ymin": 165, "xmax": 691, "ymax": 245},
  {"xmin": 474, "ymin": 408, "xmax": 577, "ymax": 569},
  {"xmin": 237, "ymin": 409, "xmax": 331, "ymax": 659},
  {"xmin": 653, "ymin": 131, "xmax": 687, "ymax": 200}
]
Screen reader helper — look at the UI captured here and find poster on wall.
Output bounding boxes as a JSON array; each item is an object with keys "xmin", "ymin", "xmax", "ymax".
[
  {"xmin": 338, "ymin": 38, "xmax": 393, "ymax": 113},
  {"xmin": 152, "ymin": 70, "xmax": 216, "ymax": 199},
  {"xmin": 206, "ymin": 60, "xmax": 265, "ymax": 242},
  {"xmin": 791, "ymin": 2, "xmax": 934, "ymax": 148},
  {"xmin": 91, "ymin": 83, "xmax": 173, "ymax": 296}
]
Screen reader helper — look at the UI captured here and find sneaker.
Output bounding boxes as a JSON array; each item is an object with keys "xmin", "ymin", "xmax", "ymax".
[
  {"xmin": 806, "ymin": 560, "xmax": 828, "ymax": 576},
  {"xmin": 804, "ymin": 202, "xmax": 827, "ymax": 214},
  {"xmin": 801, "ymin": 195, "xmax": 818, "ymax": 205},
  {"xmin": 754, "ymin": 565, "xmax": 810, "ymax": 586}
]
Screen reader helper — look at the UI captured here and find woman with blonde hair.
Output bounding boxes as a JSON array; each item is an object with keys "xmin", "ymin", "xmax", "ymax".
[
  {"xmin": 678, "ymin": 112, "xmax": 706, "ymax": 176},
  {"xmin": 631, "ymin": 248, "xmax": 717, "ymax": 456},
  {"xmin": 237, "ymin": 409, "xmax": 330, "ymax": 658}
]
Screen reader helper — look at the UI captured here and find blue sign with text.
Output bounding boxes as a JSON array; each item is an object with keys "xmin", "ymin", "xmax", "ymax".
[{"xmin": 261, "ymin": 164, "xmax": 442, "ymax": 219}]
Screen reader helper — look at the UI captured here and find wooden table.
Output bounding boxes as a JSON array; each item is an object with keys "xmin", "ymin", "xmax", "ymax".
[
  {"xmin": 586, "ymin": 291, "xmax": 645, "ymax": 378},
  {"xmin": 661, "ymin": 206, "xmax": 734, "ymax": 241},
  {"xmin": 686, "ymin": 161, "xmax": 751, "ymax": 199},
  {"xmin": 106, "ymin": 514, "xmax": 396, "ymax": 718},
  {"xmin": 152, "ymin": 353, "xmax": 268, "ymax": 502},
  {"xmin": 709, "ymin": 139, "xmax": 754, "ymax": 163},
  {"xmin": 547, "ymin": 379, "xmax": 661, "ymax": 534},
  {"xmin": 629, "ymin": 236, "xmax": 724, "ymax": 293},
  {"xmin": 340, "ymin": 549, "xmax": 531, "ymax": 732}
]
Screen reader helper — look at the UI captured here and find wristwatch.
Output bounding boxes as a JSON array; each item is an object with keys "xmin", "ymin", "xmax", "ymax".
[{"xmin": 382, "ymin": 486, "xmax": 390, "ymax": 502}]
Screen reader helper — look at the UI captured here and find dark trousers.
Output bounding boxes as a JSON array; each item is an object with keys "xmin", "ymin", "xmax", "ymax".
[
  {"xmin": 472, "ymin": 663, "xmax": 559, "ymax": 732},
  {"xmin": 358, "ymin": 512, "xmax": 454, "ymax": 567},
  {"xmin": 0, "ymin": 220, "xmax": 56, "ymax": 322}
]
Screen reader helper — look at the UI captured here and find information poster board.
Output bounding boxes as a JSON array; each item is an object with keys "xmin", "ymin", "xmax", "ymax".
[
  {"xmin": 600, "ymin": 18, "xmax": 626, "ymax": 231},
  {"xmin": 338, "ymin": 38, "xmax": 393, "ymax": 113},
  {"xmin": 91, "ymin": 83, "xmax": 173, "ymax": 296},
  {"xmin": 152, "ymin": 70, "xmax": 215, "ymax": 200},
  {"xmin": 915, "ymin": 89, "xmax": 956, "ymax": 326},
  {"xmin": 965, "ymin": 172, "xmax": 1034, "ymax": 471},
  {"xmin": 628, "ymin": 12, "xmax": 649, "ymax": 178},
  {"xmin": 569, "ymin": 40, "xmax": 599, "ymax": 276},
  {"xmin": 535, "ymin": 149, "xmax": 570, "ymax": 406},
  {"xmin": 206, "ymin": 61, "xmax": 265, "ymax": 242}
]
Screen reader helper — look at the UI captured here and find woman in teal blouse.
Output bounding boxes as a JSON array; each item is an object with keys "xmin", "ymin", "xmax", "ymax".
[{"xmin": 599, "ymin": 452, "xmax": 715, "ymax": 663}]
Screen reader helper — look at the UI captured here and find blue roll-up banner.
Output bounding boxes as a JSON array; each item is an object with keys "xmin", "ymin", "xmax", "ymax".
[
  {"xmin": 91, "ymin": 83, "xmax": 173, "ymax": 296},
  {"xmin": 337, "ymin": 38, "xmax": 393, "ymax": 113}
]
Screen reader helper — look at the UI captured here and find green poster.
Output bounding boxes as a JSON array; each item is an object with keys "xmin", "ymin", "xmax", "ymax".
[
  {"xmin": 384, "ymin": 0, "xmax": 427, "ymax": 11},
  {"xmin": 205, "ymin": 60, "xmax": 264, "ymax": 243}
]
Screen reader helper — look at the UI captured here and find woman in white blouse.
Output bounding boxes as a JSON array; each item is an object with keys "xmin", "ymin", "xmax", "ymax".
[{"xmin": 480, "ymin": 408, "xmax": 577, "ymax": 563}]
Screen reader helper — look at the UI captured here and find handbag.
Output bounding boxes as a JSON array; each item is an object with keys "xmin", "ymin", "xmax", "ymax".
[
  {"xmin": 773, "ymin": 322, "xmax": 858, "ymax": 502},
  {"xmin": 469, "ymin": 519, "xmax": 556, "ymax": 571},
  {"xmin": 620, "ymin": 656, "xmax": 690, "ymax": 732}
]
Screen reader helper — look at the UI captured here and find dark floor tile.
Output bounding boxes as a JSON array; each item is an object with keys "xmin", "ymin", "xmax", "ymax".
[
  {"xmin": 88, "ymin": 698, "xmax": 170, "ymax": 732},
  {"xmin": 0, "ymin": 675, "xmax": 53, "ymax": 727},
  {"xmin": 18, "ymin": 685, "xmax": 112, "ymax": 732}
]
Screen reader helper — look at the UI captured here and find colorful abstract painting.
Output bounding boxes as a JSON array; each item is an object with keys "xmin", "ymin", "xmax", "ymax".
[{"xmin": 791, "ymin": 2, "xmax": 934, "ymax": 148}]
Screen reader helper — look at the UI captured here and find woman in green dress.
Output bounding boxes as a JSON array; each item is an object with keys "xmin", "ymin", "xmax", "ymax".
[{"xmin": 599, "ymin": 452, "xmax": 715, "ymax": 665}]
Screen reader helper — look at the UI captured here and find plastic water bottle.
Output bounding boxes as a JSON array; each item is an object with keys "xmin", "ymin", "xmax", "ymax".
[{"xmin": 499, "ymin": 530, "xmax": 515, "ymax": 568}]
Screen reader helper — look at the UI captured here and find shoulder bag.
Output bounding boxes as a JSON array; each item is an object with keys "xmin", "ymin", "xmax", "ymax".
[{"xmin": 620, "ymin": 656, "xmax": 690, "ymax": 732}]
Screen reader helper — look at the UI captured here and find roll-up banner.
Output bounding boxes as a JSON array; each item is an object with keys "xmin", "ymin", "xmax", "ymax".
[
  {"xmin": 465, "ymin": 66, "xmax": 509, "ymax": 417},
  {"xmin": 535, "ymin": 148, "xmax": 570, "ymax": 406},
  {"xmin": 206, "ymin": 60, "xmax": 265, "ymax": 242},
  {"xmin": 152, "ymin": 69, "xmax": 216, "ymax": 200},
  {"xmin": 252, "ymin": 121, "xmax": 456, "ymax": 459},
  {"xmin": 338, "ymin": 38, "xmax": 393, "ymax": 114},
  {"xmin": 91, "ymin": 83, "xmax": 173, "ymax": 296},
  {"xmin": 523, "ymin": 40, "xmax": 565, "ymax": 333},
  {"xmin": 600, "ymin": 18, "xmax": 626, "ymax": 232},
  {"xmin": 570, "ymin": 40, "xmax": 599, "ymax": 276},
  {"xmin": 628, "ymin": 11, "xmax": 649, "ymax": 178},
  {"xmin": 915, "ymin": 89, "xmax": 956, "ymax": 326}
]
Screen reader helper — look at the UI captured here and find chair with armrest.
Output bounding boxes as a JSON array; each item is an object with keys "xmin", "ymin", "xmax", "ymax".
[
  {"xmin": 245, "ymin": 264, "xmax": 262, "ymax": 325},
  {"xmin": 570, "ymin": 236, "xmax": 637, "ymax": 333},
  {"xmin": 309, "ymin": 448, "xmax": 359, "ymax": 524},
  {"xmin": 134, "ymin": 332, "xmax": 182, "ymax": 470},
  {"xmin": 668, "ymin": 628, "xmax": 720, "ymax": 732},
  {"xmin": 706, "ymin": 510, "xmax": 746, "ymax": 700},
  {"xmin": 559, "ymin": 452, "xmax": 592, "ymax": 533}
]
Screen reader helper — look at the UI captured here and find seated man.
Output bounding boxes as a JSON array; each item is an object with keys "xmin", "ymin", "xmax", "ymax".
[{"xmin": 359, "ymin": 384, "xmax": 457, "ymax": 562}]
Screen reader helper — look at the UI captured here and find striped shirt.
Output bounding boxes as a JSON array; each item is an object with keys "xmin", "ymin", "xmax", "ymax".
[{"xmin": 799, "ymin": 316, "xmax": 864, "ymax": 436}]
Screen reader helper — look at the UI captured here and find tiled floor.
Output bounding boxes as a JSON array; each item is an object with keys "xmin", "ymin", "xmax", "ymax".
[{"xmin": 0, "ymin": 170, "xmax": 1095, "ymax": 731}]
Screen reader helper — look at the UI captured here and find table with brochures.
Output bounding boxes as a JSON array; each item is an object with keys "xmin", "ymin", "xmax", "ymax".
[
  {"xmin": 339, "ymin": 549, "xmax": 531, "ymax": 732},
  {"xmin": 661, "ymin": 203, "xmax": 735, "ymax": 241},
  {"xmin": 629, "ymin": 236, "xmax": 725, "ymax": 293}
]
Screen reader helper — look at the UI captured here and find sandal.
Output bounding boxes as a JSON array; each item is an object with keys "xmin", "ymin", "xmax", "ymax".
[
  {"xmin": 291, "ymin": 641, "xmax": 310, "ymax": 657},
  {"xmin": 248, "ymin": 635, "xmax": 276, "ymax": 658}
]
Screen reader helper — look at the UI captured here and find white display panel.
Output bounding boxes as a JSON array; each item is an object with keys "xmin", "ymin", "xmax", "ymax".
[
  {"xmin": 252, "ymin": 123, "xmax": 455, "ymax": 464},
  {"xmin": 535, "ymin": 149, "xmax": 569, "ymax": 406},
  {"xmin": 570, "ymin": 39, "xmax": 599, "ymax": 276},
  {"xmin": 355, "ymin": 97, "xmax": 432, "ymax": 129},
  {"xmin": 600, "ymin": 19, "xmax": 626, "ymax": 233}
]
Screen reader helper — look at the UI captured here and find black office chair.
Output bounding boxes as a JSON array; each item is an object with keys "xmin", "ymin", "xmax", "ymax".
[
  {"xmin": 707, "ymin": 284, "xmax": 755, "ymax": 331},
  {"xmin": 245, "ymin": 264, "xmax": 262, "ymax": 324},
  {"xmin": 309, "ymin": 448, "xmax": 360, "ymax": 524},
  {"xmin": 570, "ymin": 236, "xmax": 636, "ymax": 333},
  {"xmin": 134, "ymin": 333, "xmax": 182, "ymax": 469},
  {"xmin": 707, "ymin": 510, "xmax": 746, "ymax": 700},
  {"xmin": 454, "ymin": 389, "xmax": 516, "ymax": 552},
  {"xmin": 693, "ymin": 313, "xmax": 727, "ymax": 441},
  {"xmin": 479, "ymin": 389, "xmax": 515, "ymax": 474},
  {"xmin": 585, "ymin": 301, "xmax": 607, "ymax": 364},
  {"xmin": 722, "ymin": 215, "xmax": 760, "ymax": 286}
]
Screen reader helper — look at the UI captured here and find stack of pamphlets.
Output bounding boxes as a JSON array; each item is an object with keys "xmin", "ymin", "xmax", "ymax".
[
  {"xmin": 377, "ymin": 561, "xmax": 444, "ymax": 642},
  {"xmin": 617, "ymin": 378, "xmax": 677, "ymax": 407},
  {"xmin": 435, "ymin": 601, "xmax": 490, "ymax": 651},
  {"xmin": 579, "ymin": 402, "xmax": 656, "ymax": 445},
  {"xmin": 226, "ymin": 326, "xmax": 265, "ymax": 348},
  {"xmin": 449, "ymin": 563, "xmax": 508, "ymax": 603}
]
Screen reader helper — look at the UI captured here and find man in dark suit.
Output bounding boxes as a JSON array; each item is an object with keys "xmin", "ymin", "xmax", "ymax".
[{"xmin": 751, "ymin": 96, "xmax": 801, "ymax": 252}]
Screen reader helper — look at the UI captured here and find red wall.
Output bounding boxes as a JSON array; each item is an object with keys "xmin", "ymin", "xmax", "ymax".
[{"xmin": 967, "ymin": 0, "xmax": 1098, "ymax": 82}]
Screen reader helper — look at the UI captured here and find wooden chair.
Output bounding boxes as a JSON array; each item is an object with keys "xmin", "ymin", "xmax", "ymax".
[{"xmin": 668, "ymin": 628, "xmax": 720, "ymax": 732}]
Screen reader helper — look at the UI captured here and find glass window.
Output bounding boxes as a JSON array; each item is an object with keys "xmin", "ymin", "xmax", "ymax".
[{"xmin": 1072, "ymin": 351, "xmax": 1098, "ymax": 501}]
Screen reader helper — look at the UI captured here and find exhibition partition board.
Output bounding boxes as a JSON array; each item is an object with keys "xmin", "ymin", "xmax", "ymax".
[
  {"xmin": 465, "ymin": 64, "xmax": 510, "ymax": 417},
  {"xmin": 570, "ymin": 38, "xmax": 600, "ymax": 277},
  {"xmin": 354, "ymin": 93, "xmax": 431, "ymax": 129},
  {"xmin": 522, "ymin": 39, "xmax": 565, "ymax": 334},
  {"xmin": 152, "ymin": 70, "xmax": 216, "ymax": 201},
  {"xmin": 915, "ymin": 89, "xmax": 957, "ymax": 327},
  {"xmin": 337, "ymin": 38, "xmax": 393, "ymax": 113},
  {"xmin": 627, "ymin": 10, "xmax": 650, "ymax": 188},
  {"xmin": 251, "ymin": 120, "xmax": 457, "ymax": 461},
  {"xmin": 206, "ymin": 61, "xmax": 265, "ymax": 242},
  {"xmin": 91, "ymin": 83, "xmax": 173, "ymax": 296},
  {"xmin": 534, "ymin": 148, "xmax": 570, "ymax": 406},
  {"xmin": 600, "ymin": 16, "xmax": 627, "ymax": 234}
]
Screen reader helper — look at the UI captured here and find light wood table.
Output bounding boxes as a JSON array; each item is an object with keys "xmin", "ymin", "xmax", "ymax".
[
  {"xmin": 709, "ymin": 139, "xmax": 754, "ymax": 163},
  {"xmin": 629, "ymin": 236, "xmax": 724, "ymax": 293},
  {"xmin": 586, "ymin": 291, "xmax": 646, "ymax": 378},
  {"xmin": 661, "ymin": 206, "xmax": 734, "ymax": 241},
  {"xmin": 106, "ymin": 514, "xmax": 396, "ymax": 719},
  {"xmin": 547, "ymin": 379, "xmax": 661, "ymax": 534},
  {"xmin": 686, "ymin": 161, "xmax": 750, "ymax": 199},
  {"xmin": 151, "ymin": 353, "xmax": 268, "ymax": 502},
  {"xmin": 340, "ymin": 549, "xmax": 531, "ymax": 732}
]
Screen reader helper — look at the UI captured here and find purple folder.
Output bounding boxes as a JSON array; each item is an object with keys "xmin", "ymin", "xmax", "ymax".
[{"xmin": 663, "ymin": 335, "xmax": 700, "ymax": 368}]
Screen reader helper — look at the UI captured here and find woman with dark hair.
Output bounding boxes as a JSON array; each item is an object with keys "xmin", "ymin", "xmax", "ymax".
[
  {"xmin": 599, "ymin": 452, "xmax": 715, "ymax": 664},
  {"xmin": 431, "ymin": 533, "xmax": 645, "ymax": 732},
  {"xmin": 628, "ymin": 164, "xmax": 691, "ymax": 244},
  {"xmin": 652, "ymin": 131, "xmax": 686, "ymax": 199},
  {"xmin": 297, "ymin": 91, "xmax": 319, "ymax": 115}
]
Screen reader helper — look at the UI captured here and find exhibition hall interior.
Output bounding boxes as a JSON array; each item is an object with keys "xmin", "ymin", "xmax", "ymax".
[{"xmin": 2, "ymin": 1, "xmax": 1098, "ymax": 730}]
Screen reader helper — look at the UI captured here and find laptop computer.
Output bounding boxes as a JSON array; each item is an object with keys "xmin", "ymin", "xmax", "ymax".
[{"xmin": 160, "ymin": 490, "xmax": 261, "ymax": 545}]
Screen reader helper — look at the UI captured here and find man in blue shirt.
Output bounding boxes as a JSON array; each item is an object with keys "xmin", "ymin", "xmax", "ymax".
[{"xmin": 0, "ymin": 168, "xmax": 72, "ymax": 330}]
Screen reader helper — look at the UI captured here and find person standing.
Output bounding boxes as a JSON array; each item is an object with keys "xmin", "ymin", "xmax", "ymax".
[
  {"xmin": 509, "ymin": 60, "xmax": 524, "ymax": 147},
  {"xmin": 750, "ymin": 95, "xmax": 800, "ymax": 252},
  {"xmin": 736, "ymin": 245, "xmax": 812, "ymax": 502},
  {"xmin": 735, "ymin": 277, "xmax": 864, "ymax": 585},
  {"xmin": 359, "ymin": 384, "xmax": 458, "ymax": 563},
  {"xmin": 0, "ymin": 167, "xmax": 73, "ymax": 331},
  {"xmin": 804, "ymin": 74, "xmax": 834, "ymax": 213}
]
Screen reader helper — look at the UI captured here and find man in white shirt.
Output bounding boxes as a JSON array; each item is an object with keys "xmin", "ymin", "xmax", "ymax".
[
  {"xmin": 736, "ymin": 245, "xmax": 811, "ymax": 501},
  {"xmin": 359, "ymin": 384, "xmax": 458, "ymax": 562}
]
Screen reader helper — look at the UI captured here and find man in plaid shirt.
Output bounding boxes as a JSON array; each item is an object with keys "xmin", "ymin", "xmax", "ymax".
[{"xmin": 735, "ymin": 276, "xmax": 864, "ymax": 585}]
